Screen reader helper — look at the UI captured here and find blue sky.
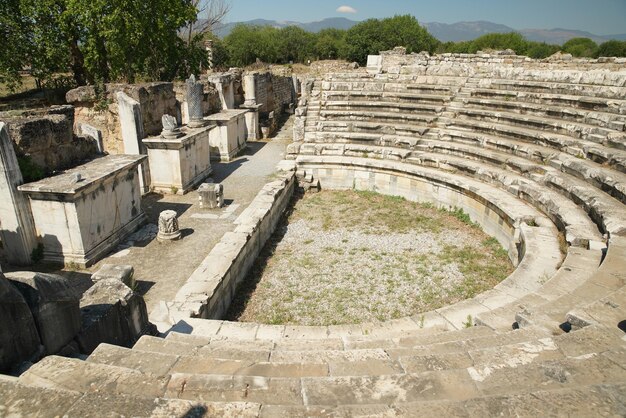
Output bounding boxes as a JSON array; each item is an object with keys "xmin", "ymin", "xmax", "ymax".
[{"xmin": 225, "ymin": 0, "xmax": 626, "ymax": 35}]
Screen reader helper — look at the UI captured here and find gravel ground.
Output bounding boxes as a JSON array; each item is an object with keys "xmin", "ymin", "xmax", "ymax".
[{"xmin": 227, "ymin": 190, "xmax": 514, "ymax": 326}]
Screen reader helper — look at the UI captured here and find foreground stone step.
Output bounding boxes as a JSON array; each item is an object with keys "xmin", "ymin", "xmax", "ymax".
[
  {"xmin": 90, "ymin": 342, "xmax": 333, "ymax": 378},
  {"xmin": 302, "ymin": 369, "xmax": 479, "ymax": 405},
  {"xmin": 0, "ymin": 378, "xmax": 261, "ymax": 417},
  {"xmin": 19, "ymin": 355, "xmax": 168, "ymax": 399},
  {"xmin": 166, "ymin": 373, "xmax": 303, "ymax": 406},
  {"xmin": 0, "ymin": 379, "xmax": 81, "ymax": 417},
  {"xmin": 260, "ymin": 383, "xmax": 626, "ymax": 417}
]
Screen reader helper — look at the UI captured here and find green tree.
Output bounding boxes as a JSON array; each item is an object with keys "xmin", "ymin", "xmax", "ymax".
[
  {"xmin": 0, "ymin": 0, "xmax": 31, "ymax": 90},
  {"xmin": 6, "ymin": 0, "xmax": 199, "ymax": 89},
  {"xmin": 470, "ymin": 32, "xmax": 528, "ymax": 54},
  {"xmin": 277, "ymin": 26, "xmax": 315, "ymax": 64},
  {"xmin": 596, "ymin": 40, "xmax": 626, "ymax": 58},
  {"xmin": 223, "ymin": 24, "xmax": 281, "ymax": 66},
  {"xmin": 562, "ymin": 37, "xmax": 598, "ymax": 57},
  {"xmin": 525, "ymin": 41, "xmax": 560, "ymax": 58},
  {"xmin": 314, "ymin": 28, "xmax": 347, "ymax": 60},
  {"xmin": 342, "ymin": 15, "xmax": 439, "ymax": 64}
]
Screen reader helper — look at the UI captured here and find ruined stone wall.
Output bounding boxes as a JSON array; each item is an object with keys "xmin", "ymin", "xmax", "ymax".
[
  {"xmin": 253, "ymin": 72, "xmax": 295, "ymax": 116},
  {"xmin": 376, "ymin": 50, "xmax": 626, "ymax": 81},
  {"xmin": 66, "ymin": 82, "xmax": 178, "ymax": 155},
  {"xmin": 0, "ymin": 106, "xmax": 99, "ymax": 176},
  {"xmin": 173, "ymin": 80, "xmax": 222, "ymax": 123}
]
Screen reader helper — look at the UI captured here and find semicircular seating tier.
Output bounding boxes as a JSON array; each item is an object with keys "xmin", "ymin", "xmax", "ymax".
[{"xmin": 5, "ymin": 56, "xmax": 626, "ymax": 416}]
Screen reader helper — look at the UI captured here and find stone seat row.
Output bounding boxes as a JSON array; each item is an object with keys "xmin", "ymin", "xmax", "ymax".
[
  {"xmin": 304, "ymin": 113, "xmax": 626, "ymax": 174},
  {"xmin": 475, "ymin": 77, "xmax": 626, "ymax": 101},
  {"xmin": 293, "ymin": 132, "xmax": 626, "ymax": 238},
  {"xmin": 446, "ymin": 104, "xmax": 624, "ymax": 142},
  {"xmin": 291, "ymin": 141, "xmax": 601, "ymax": 246},
  {"xmin": 304, "ymin": 106, "xmax": 626, "ymax": 174},
  {"xmin": 476, "ymin": 236, "xmax": 626, "ymax": 332},
  {"xmin": 470, "ymin": 88, "xmax": 626, "ymax": 115},
  {"xmin": 457, "ymin": 96, "xmax": 626, "ymax": 131},
  {"xmin": 436, "ymin": 127, "xmax": 626, "ymax": 175}
]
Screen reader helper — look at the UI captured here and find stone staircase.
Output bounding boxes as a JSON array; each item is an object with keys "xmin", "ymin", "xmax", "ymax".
[{"xmin": 3, "ymin": 317, "xmax": 625, "ymax": 416}]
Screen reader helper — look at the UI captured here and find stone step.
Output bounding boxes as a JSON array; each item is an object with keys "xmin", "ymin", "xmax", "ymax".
[
  {"xmin": 0, "ymin": 378, "xmax": 262, "ymax": 417},
  {"xmin": 320, "ymin": 91, "xmax": 449, "ymax": 105},
  {"xmin": 440, "ymin": 116, "xmax": 597, "ymax": 150},
  {"xmin": 439, "ymin": 124, "xmax": 626, "ymax": 176},
  {"xmin": 317, "ymin": 109, "xmax": 438, "ymax": 124},
  {"xmin": 260, "ymin": 383, "xmax": 626, "ymax": 417},
  {"xmin": 296, "ymin": 139, "xmax": 604, "ymax": 246},
  {"xmin": 321, "ymin": 101, "xmax": 443, "ymax": 114},
  {"xmin": 448, "ymin": 105, "xmax": 619, "ymax": 140},
  {"xmin": 459, "ymin": 96, "xmax": 626, "ymax": 130},
  {"xmin": 544, "ymin": 172, "xmax": 626, "ymax": 236},
  {"xmin": 18, "ymin": 355, "xmax": 168, "ymax": 399},
  {"xmin": 88, "ymin": 343, "xmax": 333, "ymax": 378},
  {"xmin": 470, "ymin": 87, "xmax": 626, "ymax": 114},
  {"xmin": 476, "ymin": 246, "xmax": 602, "ymax": 330},
  {"xmin": 567, "ymin": 285, "xmax": 626, "ymax": 333},
  {"xmin": 165, "ymin": 373, "xmax": 304, "ymax": 405},
  {"xmin": 475, "ymin": 78, "xmax": 626, "ymax": 101},
  {"xmin": 520, "ymin": 236, "xmax": 626, "ymax": 328},
  {"xmin": 304, "ymin": 122, "xmax": 432, "ymax": 138}
]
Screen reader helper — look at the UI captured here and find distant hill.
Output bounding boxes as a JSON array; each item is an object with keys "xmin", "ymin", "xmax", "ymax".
[
  {"xmin": 519, "ymin": 28, "xmax": 607, "ymax": 45},
  {"xmin": 423, "ymin": 21, "xmax": 515, "ymax": 42},
  {"xmin": 213, "ymin": 17, "xmax": 358, "ymax": 38},
  {"xmin": 213, "ymin": 18, "xmax": 625, "ymax": 46}
]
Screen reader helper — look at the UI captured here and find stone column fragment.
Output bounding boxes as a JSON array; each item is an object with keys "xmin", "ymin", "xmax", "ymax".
[
  {"xmin": 0, "ymin": 123, "xmax": 38, "ymax": 265},
  {"xmin": 117, "ymin": 92, "xmax": 151, "ymax": 193},
  {"xmin": 186, "ymin": 75, "xmax": 207, "ymax": 128}
]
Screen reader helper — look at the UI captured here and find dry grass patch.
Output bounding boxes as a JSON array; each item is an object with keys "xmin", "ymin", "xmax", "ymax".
[{"xmin": 227, "ymin": 190, "xmax": 514, "ymax": 326}]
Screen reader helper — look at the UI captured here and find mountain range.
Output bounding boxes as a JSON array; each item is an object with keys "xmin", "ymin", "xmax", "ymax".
[{"xmin": 213, "ymin": 18, "xmax": 626, "ymax": 45}]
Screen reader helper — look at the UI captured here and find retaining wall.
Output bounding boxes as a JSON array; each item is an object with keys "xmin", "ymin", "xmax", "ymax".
[{"xmin": 165, "ymin": 171, "xmax": 296, "ymax": 322}]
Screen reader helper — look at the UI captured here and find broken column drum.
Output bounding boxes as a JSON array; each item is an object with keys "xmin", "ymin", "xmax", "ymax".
[
  {"xmin": 186, "ymin": 75, "xmax": 207, "ymax": 129},
  {"xmin": 157, "ymin": 210, "xmax": 181, "ymax": 242}
]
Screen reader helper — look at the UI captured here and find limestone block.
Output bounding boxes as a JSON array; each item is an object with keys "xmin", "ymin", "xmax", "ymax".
[
  {"xmin": 0, "ymin": 123, "xmax": 38, "ymax": 266},
  {"xmin": 6, "ymin": 272, "xmax": 81, "ymax": 355},
  {"xmin": 198, "ymin": 183, "xmax": 224, "ymax": 209},
  {"xmin": 0, "ymin": 273, "xmax": 42, "ymax": 372},
  {"xmin": 76, "ymin": 278, "xmax": 156, "ymax": 354},
  {"xmin": 92, "ymin": 264, "xmax": 135, "ymax": 289}
]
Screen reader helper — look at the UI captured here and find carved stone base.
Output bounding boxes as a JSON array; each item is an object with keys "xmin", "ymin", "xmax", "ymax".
[{"xmin": 157, "ymin": 210, "xmax": 181, "ymax": 242}]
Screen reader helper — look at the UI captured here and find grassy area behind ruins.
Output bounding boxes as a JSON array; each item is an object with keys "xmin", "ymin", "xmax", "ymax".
[{"xmin": 227, "ymin": 190, "xmax": 514, "ymax": 326}]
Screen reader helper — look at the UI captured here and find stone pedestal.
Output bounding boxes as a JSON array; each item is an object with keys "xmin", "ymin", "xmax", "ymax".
[
  {"xmin": 18, "ymin": 155, "xmax": 147, "ymax": 267},
  {"xmin": 198, "ymin": 183, "xmax": 224, "ymax": 209},
  {"xmin": 157, "ymin": 210, "xmax": 181, "ymax": 242},
  {"xmin": 205, "ymin": 109, "xmax": 248, "ymax": 161},
  {"xmin": 143, "ymin": 125, "xmax": 213, "ymax": 194},
  {"xmin": 0, "ymin": 123, "xmax": 38, "ymax": 265}
]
